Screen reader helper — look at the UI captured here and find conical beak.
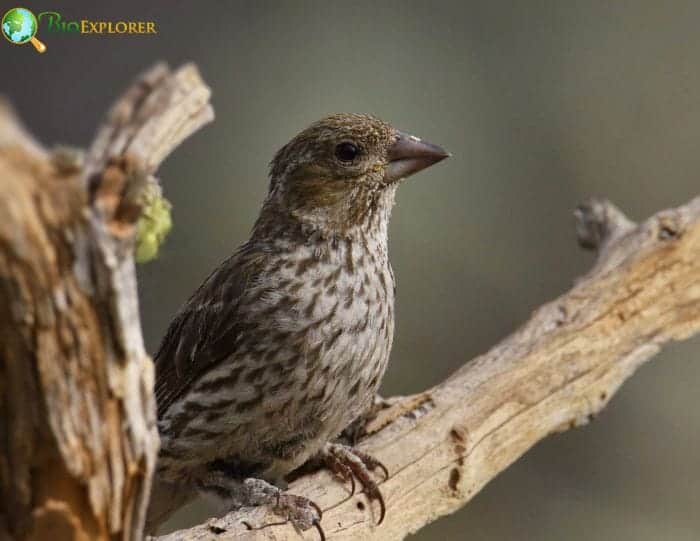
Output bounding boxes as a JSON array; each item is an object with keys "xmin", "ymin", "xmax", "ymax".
[{"xmin": 385, "ymin": 131, "xmax": 450, "ymax": 182}]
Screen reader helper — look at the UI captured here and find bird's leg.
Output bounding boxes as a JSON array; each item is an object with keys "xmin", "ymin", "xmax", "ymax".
[
  {"xmin": 197, "ymin": 472, "xmax": 324, "ymax": 539},
  {"xmin": 340, "ymin": 394, "xmax": 399, "ymax": 444},
  {"xmin": 320, "ymin": 442, "xmax": 389, "ymax": 524}
]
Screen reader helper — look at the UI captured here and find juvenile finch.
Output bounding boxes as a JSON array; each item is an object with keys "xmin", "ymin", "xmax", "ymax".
[{"xmin": 147, "ymin": 113, "xmax": 449, "ymax": 537}]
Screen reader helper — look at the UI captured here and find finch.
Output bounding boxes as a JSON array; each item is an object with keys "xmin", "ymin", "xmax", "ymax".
[{"xmin": 147, "ymin": 113, "xmax": 449, "ymax": 537}]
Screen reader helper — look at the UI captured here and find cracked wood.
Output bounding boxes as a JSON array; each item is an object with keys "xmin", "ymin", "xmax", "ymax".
[{"xmin": 0, "ymin": 63, "xmax": 213, "ymax": 541}]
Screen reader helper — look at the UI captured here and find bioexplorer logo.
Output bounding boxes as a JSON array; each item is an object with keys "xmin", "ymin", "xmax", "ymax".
[
  {"xmin": 2, "ymin": 7, "xmax": 46, "ymax": 52},
  {"xmin": 2, "ymin": 6, "xmax": 158, "ymax": 53}
]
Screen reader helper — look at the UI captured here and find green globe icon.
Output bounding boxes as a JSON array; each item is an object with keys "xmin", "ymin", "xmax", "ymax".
[{"xmin": 2, "ymin": 7, "xmax": 46, "ymax": 52}]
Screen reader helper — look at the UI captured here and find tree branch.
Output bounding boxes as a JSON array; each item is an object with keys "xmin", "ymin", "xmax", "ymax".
[
  {"xmin": 0, "ymin": 63, "xmax": 212, "ymax": 541},
  {"xmin": 156, "ymin": 195, "xmax": 700, "ymax": 540}
]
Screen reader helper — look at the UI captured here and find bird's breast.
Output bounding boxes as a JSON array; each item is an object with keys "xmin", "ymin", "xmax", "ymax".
[
  {"xmin": 262, "ymin": 231, "xmax": 396, "ymax": 426},
  {"xmin": 157, "ymin": 230, "xmax": 396, "ymax": 475}
]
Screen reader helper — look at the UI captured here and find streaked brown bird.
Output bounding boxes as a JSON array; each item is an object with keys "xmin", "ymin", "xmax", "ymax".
[{"xmin": 146, "ymin": 113, "xmax": 449, "ymax": 536}]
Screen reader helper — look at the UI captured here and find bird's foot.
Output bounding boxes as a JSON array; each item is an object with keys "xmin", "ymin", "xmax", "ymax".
[
  {"xmin": 198, "ymin": 474, "xmax": 324, "ymax": 540},
  {"xmin": 270, "ymin": 491, "xmax": 324, "ymax": 538},
  {"xmin": 321, "ymin": 442, "xmax": 389, "ymax": 524}
]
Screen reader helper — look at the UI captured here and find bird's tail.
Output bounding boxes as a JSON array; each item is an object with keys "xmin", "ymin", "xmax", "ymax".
[{"xmin": 144, "ymin": 477, "xmax": 197, "ymax": 536}]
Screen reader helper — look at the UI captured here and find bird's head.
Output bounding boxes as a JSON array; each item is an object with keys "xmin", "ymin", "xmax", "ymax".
[{"xmin": 262, "ymin": 113, "xmax": 449, "ymax": 235}]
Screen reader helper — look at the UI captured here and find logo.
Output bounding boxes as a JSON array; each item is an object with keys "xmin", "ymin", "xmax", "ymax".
[
  {"xmin": 2, "ymin": 7, "xmax": 46, "ymax": 52},
  {"xmin": 2, "ymin": 7, "xmax": 158, "ymax": 52},
  {"xmin": 38, "ymin": 11, "xmax": 157, "ymax": 35}
]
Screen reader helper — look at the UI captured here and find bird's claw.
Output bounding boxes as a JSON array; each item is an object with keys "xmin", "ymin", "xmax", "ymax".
[
  {"xmin": 232, "ymin": 479, "xmax": 324, "ymax": 540},
  {"xmin": 273, "ymin": 493, "xmax": 325, "ymax": 539},
  {"xmin": 322, "ymin": 443, "xmax": 388, "ymax": 524},
  {"xmin": 323, "ymin": 450, "xmax": 357, "ymax": 496},
  {"xmin": 347, "ymin": 446, "xmax": 389, "ymax": 481}
]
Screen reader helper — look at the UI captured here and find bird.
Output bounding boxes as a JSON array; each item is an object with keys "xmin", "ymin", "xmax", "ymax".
[{"xmin": 146, "ymin": 113, "xmax": 449, "ymax": 537}]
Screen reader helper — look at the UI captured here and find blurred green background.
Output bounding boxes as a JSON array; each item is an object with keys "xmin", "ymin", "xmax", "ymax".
[{"xmin": 3, "ymin": 1, "xmax": 699, "ymax": 539}]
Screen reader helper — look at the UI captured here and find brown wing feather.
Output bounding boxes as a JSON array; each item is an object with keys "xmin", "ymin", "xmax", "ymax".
[{"xmin": 154, "ymin": 242, "xmax": 266, "ymax": 417}]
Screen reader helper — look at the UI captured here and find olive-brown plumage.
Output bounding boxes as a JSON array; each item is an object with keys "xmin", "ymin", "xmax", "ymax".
[{"xmin": 147, "ymin": 114, "xmax": 448, "ymax": 534}]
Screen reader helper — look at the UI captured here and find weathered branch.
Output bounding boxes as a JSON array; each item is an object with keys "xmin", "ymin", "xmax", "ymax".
[
  {"xmin": 156, "ymin": 196, "xmax": 700, "ymax": 540},
  {"xmin": 0, "ymin": 63, "xmax": 212, "ymax": 541}
]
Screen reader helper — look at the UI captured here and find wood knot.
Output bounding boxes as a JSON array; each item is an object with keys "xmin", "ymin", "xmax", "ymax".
[
  {"xmin": 449, "ymin": 426, "xmax": 467, "ymax": 445},
  {"xmin": 209, "ymin": 523, "xmax": 227, "ymax": 534},
  {"xmin": 448, "ymin": 468, "xmax": 461, "ymax": 493},
  {"xmin": 50, "ymin": 146, "xmax": 84, "ymax": 175},
  {"xmin": 90, "ymin": 153, "xmax": 150, "ymax": 238},
  {"xmin": 450, "ymin": 425, "xmax": 469, "ymax": 466},
  {"xmin": 574, "ymin": 198, "xmax": 634, "ymax": 252},
  {"xmin": 656, "ymin": 212, "xmax": 683, "ymax": 241}
]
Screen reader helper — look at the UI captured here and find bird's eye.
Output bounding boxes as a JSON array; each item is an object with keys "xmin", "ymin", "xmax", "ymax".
[{"xmin": 335, "ymin": 142, "xmax": 359, "ymax": 163}]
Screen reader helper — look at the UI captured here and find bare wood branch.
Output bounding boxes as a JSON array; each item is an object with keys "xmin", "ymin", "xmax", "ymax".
[
  {"xmin": 0, "ymin": 63, "xmax": 213, "ymax": 541},
  {"xmin": 155, "ymin": 195, "xmax": 700, "ymax": 541}
]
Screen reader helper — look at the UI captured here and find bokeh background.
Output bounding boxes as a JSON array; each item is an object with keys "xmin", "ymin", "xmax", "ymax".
[{"xmin": 3, "ymin": 1, "xmax": 699, "ymax": 539}]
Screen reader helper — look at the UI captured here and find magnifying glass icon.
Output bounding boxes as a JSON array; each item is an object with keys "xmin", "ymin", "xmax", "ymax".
[{"xmin": 2, "ymin": 7, "xmax": 47, "ymax": 53}]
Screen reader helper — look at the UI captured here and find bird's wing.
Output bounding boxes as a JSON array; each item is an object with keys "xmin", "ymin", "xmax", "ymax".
[{"xmin": 154, "ymin": 242, "xmax": 266, "ymax": 417}]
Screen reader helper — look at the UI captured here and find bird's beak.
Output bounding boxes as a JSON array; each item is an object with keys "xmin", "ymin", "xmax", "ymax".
[{"xmin": 385, "ymin": 131, "xmax": 450, "ymax": 182}]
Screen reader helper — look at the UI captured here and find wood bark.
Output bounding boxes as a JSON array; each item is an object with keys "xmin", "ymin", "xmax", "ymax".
[
  {"xmin": 0, "ymin": 62, "xmax": 698, "ymax": 541},
  {"xmin": 0, "ymin": 63, "xmax": 213, "ymax": 541}
]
